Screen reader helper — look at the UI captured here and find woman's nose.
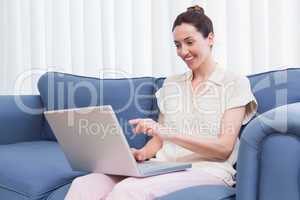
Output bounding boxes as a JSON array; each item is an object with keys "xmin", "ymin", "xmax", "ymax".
[{"xmin": 179, "ymin": 46, "xmax": 189, "ymax": 57}]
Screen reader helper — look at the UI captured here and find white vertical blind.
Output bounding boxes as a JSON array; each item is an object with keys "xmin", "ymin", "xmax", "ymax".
[
  {"xmin": 6, "ymin": 0, "xmax": 23, "ymax": 89},
  {"xmin": 268, "ymin": 0, "xmax": 285, "ymax": 68},
  {"xmin": 114, "ymin": 0, "xmax": 133, "ymax": 76},
  {"xmin": 226, "ymin": 0, "xmax": 252, "ymax": 75},
  {"xmin": 250, "ymin": 0, "xmax": 269, "ymax": 73},
  {"xmin": 52, "ymin": 0, "xmax": 72, "ymax": 72},
  {"xmin": 100, "ymin": 0, "xmax": 116, "ymax": 77},
  {"xmin": 151, "ymin": 0, "xmax": 173, "ymax": 77},
  {"xmin": 83, "ymin": 0, "xmax": 103, "ymax": 76},
  {"xmin": 0, "ymin": 0, "xmax": 299, "ymax": 94},
  {"xmin": 69, "ymin": 0, "xmax": 85, "ymax": 75},
  {"xmin": 0, "ymin": 0, "xmax": 7, "ymax": 90},
  {"xmin": 282, "ymin": 0, "xmax": 300, "ymax": 67},
  {"xmin": 132, "ymin": 0, "xmax": 152, "ymax": 76}
]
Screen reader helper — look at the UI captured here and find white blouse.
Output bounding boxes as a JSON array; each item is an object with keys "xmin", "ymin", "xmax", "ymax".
[{"xmin": 153, "ymin": 65, "xmax": 257, "ymax": 186}]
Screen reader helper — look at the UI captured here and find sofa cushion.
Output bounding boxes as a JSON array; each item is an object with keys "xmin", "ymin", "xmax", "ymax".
[
  {"xmin": 247, "ymin": 68, "xmax": 300, "ymax": 116},
  {"xmin": 0, "ymin": 141, "xmax": 85, "ymax": 199},
  {"xmin": 38, "ymin": 72, "xmax": 160, "ymax": 148},
  {"xmin": 156, "ymin": 185, "xmax": 236, "ymax": 200},
  {"xmin": 46, "ymin": 184, "xmax": 71, "ymax": 200}
]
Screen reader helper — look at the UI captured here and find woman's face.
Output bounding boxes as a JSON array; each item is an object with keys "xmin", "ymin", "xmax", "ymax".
[{"xmin": 173, "ymin": 23, "xmax": 214, "ymax": 71}]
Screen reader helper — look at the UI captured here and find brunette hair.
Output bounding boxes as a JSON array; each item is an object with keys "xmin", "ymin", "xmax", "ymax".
[{"xmin": 172, "ymin": 5, "xmax": 214, "ymax": 38}]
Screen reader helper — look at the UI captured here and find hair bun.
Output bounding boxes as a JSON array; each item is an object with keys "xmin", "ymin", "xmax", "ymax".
[{"xmin": 187, "ymin": 5, "xmax": 204, "ymax": 15}]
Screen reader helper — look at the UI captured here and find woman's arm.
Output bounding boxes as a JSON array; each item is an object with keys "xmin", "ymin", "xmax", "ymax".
[
  {"xmin": 166, "ymin": 106, "xmax": 246, "ymax": 161},
  {"xmin": 131, "ymin": 136, "xmax": 162, "ymax": 161},
  {"xmin": 142, "ymin": 136, "xmax": 163, "ymax": 158},
  {"xmin": 130, "ymin": 106, "xmax": 246, "ymax": 162}
]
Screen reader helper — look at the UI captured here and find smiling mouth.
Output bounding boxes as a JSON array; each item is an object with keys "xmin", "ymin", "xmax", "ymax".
[{"xmin": 184, "ymin": 56, "xmax": 194, "ymax": 62}]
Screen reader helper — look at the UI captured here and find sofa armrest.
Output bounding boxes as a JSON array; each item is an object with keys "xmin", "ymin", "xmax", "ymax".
[
  {"xmin": 236, "ymin": 102, "xmax": 300, "ymax": 200},
  {"xmin": 0, "ymin": 95, "xmax": 45, "ymax": 144}
]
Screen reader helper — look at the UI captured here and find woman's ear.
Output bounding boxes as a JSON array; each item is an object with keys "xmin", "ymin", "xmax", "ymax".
[{"xmin": 207, "ymin": 32, "xmax": 215, "ymax": 48}]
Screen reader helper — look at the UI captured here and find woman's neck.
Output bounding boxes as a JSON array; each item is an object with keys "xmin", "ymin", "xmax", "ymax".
[{"xmin": 192, "ymin": 56, "xmax": 216, "ymax": 82}]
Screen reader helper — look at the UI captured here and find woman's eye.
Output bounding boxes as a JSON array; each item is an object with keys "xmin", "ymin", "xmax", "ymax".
[
  {"xmin": 187, "ymin": 41, "xmax": 193, "ymax": 46},
  {"xmin": 175, "ymin": 44, "xmax": 181, "ymax": 48}
]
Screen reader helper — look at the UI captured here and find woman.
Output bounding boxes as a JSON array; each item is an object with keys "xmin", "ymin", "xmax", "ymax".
[{"xmin": 65, "ymin": 5, "xmax": 257, "ymax": 200}]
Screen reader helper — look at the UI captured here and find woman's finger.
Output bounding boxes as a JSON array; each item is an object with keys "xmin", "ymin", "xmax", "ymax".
[
  {"xmin": 131, "ymin": 149, "xmax": 145, "ymax": 162},
  {"xmin": 134, "ymin": 123, "xmax": 144, "ymax": 134},
  {"xmin": 134, "ymin": 121, "xmax": 148, "ymax": 133},
  {"xmin": 145, "ymin": 128, "xmax": 154, "ymax": 136},
  {"xmin": 128, "ymin": 118, "xmax": 141, "ymax": 125}
]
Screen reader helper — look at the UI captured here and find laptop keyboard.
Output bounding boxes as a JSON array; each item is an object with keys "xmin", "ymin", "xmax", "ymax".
[{"xmin": 137, "ymin": 160, "xmax": 183, "ymax": 173}]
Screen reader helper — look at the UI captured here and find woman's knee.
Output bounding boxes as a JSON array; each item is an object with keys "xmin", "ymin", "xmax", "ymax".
[
  {"xmin": 72, "ymin": 173, "xmax": 116, "ymax": 185},
  {"xmin": 107, "ymin": 179, "xmax": 149, "ymax": 200},
  {"xmin": 71, "ymin": 173, "xmax": 99, "ymax": 187},
  {"xmin": 75, "ymin": 173, "xmax": 121, "ymax": 191},
  {"xmin": 67, "ymin": 173, "xmax": 119, "ymax": 200}
]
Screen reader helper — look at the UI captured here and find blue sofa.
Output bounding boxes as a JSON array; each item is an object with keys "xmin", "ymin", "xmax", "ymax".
[{"xmin": 0, "ymin": 68, "xmax": 299, "ymax": 200}]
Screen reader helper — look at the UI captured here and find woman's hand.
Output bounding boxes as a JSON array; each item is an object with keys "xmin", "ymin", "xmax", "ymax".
[
  {"xmin": 131, "ymin": 148, "xmax": 147, "ymax": 162},
  {"xmin": 128, "ymin": 118, "xmax": 163, "ymax": 139}
]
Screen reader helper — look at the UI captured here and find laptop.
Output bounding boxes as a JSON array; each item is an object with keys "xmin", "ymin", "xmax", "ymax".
[{"xmin": 44, "ymin": 105, "xmax": 191, "ymax": 177}]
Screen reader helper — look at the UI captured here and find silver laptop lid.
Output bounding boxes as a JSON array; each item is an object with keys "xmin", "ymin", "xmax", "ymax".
[{"xmin": 44, "ymin": 106, "xmax": 140, "ymax": 176}]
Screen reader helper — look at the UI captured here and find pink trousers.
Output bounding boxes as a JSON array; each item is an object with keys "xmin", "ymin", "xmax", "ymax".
[{"xmin": 65, "ymin": 169, "xmax": 226, "ymax": 200}]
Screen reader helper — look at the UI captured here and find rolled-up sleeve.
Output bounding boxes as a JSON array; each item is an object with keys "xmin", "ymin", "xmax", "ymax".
[{"xmin": 225, "ymin": 76, "xmax": 258, "ymax": 125}]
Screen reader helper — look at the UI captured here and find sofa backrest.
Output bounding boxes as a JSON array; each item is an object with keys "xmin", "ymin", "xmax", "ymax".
[
  {"xmin": 38, "ymin": 72, "xmax": 161, "ymax": 149},
  {"xmin": 37, "ymin": 68, "xmax": 300, "ymax": 147},
  {"xmin": 0, "ymin": 95, "xmax": 44, "ymax": 144},
  {"xmin": 246, "ymin": 67, "xmax": 300, "ymax": 122}
]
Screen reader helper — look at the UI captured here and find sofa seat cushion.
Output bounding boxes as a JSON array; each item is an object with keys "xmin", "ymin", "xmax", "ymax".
[
  {"xmin": 156, "ymin": 185, "xmax": 236, "ymax": 200},
  {"xmin": 46, "ymin": 184, "xmax": 71, "ymax": 200},
  {"xmin": 0, "ymin": 141, "xmax": 85, "ymax": 199}
]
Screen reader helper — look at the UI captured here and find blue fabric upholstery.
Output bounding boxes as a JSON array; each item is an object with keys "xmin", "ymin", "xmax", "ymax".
[
  {"xmin": 156, "ymin": 185, "xmax": 236, "ymax": 200},
  {"xmin": 1, "ymin": 68, "xmax": 300, "ymax": 200},
  {"xmin": 259, "ymin": 135, "xmax": 299, "ymax": 200},
  {"xmin": 0, "ymin": 95, "xmax": 44, "ymax": 144},
  {"xmin": 248, "ymin": 68, "xmax": 300, "ymax": 115},
  {"xmin": 0, "ymin": 187, "xmax": 28, "ymax": 200},
  {"xmin": 46, "ymin": 184, "xmax": 71, "ymax": 200},
  {"xmin": 0, "ymin": 141, "xmax": 85, "ymax": 200},
  {"xmin": 236, "ymin": 68, "xmax": 300, "ymax": 137},
  {"xmin": 236, "ymin": 103, "xmax": 300, "ymax": 200},
  {"xmin": 38, "ymin": 72, "xmax": 158, "ymax": 148}
]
